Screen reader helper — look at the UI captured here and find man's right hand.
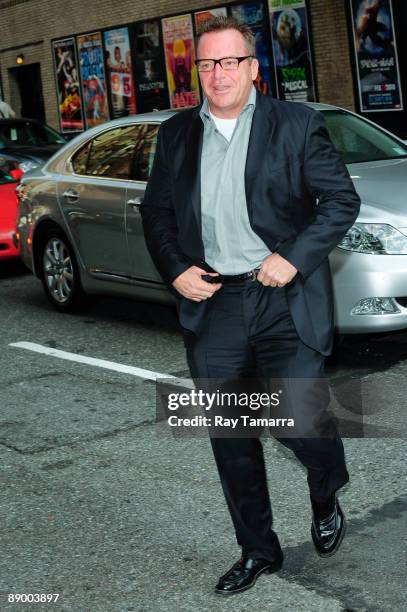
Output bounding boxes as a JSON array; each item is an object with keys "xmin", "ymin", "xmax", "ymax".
[{"xmin": 172, "ymin": 266, "xmax": 222, "ymax": 302}]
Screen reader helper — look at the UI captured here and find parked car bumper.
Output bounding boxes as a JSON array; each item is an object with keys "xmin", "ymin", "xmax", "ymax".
[
  {"xmin": 332, "ymin": 248, "xmax": 407, "ymax": 333},
  {"xmin": 0, "ymin": 228, "xmax": 20, "ymax": 260}
]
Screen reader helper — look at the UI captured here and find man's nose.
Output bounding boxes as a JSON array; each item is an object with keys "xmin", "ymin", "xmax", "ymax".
[{"xmin": 212, "ymin": 61, "xmax": 225, "ymax": 78}]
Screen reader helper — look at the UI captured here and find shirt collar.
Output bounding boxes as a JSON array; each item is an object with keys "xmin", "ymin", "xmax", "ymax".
[{"xmin": 200, "ymin": 85, "xmax": 257, "ymax": 122}]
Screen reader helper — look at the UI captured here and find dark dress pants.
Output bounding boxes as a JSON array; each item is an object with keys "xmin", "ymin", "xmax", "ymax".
[{"xmin": 184, "ymin": 280, "xmax": 349, "ymax": 562}]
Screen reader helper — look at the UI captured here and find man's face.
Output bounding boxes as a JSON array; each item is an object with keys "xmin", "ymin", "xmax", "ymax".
[{"xmin": 197, "ymin": 29, "xmax": 259, "ymax": 118}]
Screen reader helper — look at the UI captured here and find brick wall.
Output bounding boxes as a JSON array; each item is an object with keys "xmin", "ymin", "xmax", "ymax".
[
  {"xmin": 1, "ymin": 0, "xmax": 356, "ymax": 130},
  {"xmin": 308, "ymin": 0, "xmax": 355, "ymax": 111}
]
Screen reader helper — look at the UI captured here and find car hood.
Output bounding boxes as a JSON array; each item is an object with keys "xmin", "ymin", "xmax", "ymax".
[
  {"xmin": 348, "ymin": 158, "xmax": 407, "ymax": 229},
  {"xmin": 1, "ymin": 144, "xmax": 62, "ymax": 163}
]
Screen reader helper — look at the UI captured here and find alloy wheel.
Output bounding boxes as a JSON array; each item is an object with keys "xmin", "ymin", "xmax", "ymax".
[{"xmin": 43, "ymin": 237, "xmax": 74, "ymax": 303}]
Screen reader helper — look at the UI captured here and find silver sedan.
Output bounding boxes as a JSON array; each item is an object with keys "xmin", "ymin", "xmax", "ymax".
[{"xmin": 16, "ymin": 102, "xmax": 407, "ymax": 334}]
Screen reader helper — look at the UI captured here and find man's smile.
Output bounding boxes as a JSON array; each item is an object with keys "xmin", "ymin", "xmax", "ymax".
[{"xmin": 212, "ymin": 86, "xmax": 232, "ymax": 94}]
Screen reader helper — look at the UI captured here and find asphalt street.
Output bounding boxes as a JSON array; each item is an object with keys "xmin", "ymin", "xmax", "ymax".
[{"xmin": 0, "ymin": 261, "xmax": 406, "ymax": 612}]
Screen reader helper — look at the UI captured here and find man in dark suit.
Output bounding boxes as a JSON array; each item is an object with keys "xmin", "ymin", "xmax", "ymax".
[{"xmin": 141, "ymin": 16, "xmax": 361, "ymax": 596}]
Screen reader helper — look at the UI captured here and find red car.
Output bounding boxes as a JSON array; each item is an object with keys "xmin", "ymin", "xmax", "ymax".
[{"xmin": 0, "ymin": 168, "xmax": 21, "ymax": 260}]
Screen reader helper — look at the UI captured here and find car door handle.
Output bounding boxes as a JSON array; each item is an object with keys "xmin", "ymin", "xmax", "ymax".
[
  {"xmin": 62, "ymin": 189, "xmax": 80, "ymax": 202},
  {"xmin": 127, "ymin": 196, "xmax": 143, "ymax": 209},
  {"xmin": 127, "ymin": 196, "xmax": 143, "ymax": 213}
]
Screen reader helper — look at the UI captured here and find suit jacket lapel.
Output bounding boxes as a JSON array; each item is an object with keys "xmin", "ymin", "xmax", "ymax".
[
  {"xmin": 184, "ymin": 108, "xmax": 204, "ymax": 235},
  {"xmin": 245, "ymin": 91, "xmax": 276, "ymax": 214}
]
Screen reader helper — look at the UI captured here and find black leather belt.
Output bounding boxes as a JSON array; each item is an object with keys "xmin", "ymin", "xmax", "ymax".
[{"xmin": 202, "ymin": 268, "xmax": 260, "ymax": 284}]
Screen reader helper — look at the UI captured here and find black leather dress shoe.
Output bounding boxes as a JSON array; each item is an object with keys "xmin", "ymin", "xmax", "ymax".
[
  {"xmin": 311, "ymin": 498, "xmax": 346, "ymax": 557},
  {"xmin": 215, "ymin": 555, "xmax": 283, "ymax": 595}
]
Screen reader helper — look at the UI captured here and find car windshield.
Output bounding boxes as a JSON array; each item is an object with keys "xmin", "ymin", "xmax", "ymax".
[
  {"xmin": 0, "ymin": 169, "xmax": 17, "ymax": 185},
  {"xmin": 321, "ymin": 109, "xmax": 407, "ymax": 164},
  {"xmin": 0, "ymin": 122, "xmax": 66, "ymax": 147}
]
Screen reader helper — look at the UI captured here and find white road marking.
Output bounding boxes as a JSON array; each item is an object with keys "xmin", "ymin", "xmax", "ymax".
[{"xmin": 9, "ymin": 341, "xmax": 176, "ymax": 382}]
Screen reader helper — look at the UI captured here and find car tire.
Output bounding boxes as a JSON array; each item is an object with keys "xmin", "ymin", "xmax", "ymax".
[{"xmin": 39, "ymin": 229, "xmax": 89, "ymax": 313}]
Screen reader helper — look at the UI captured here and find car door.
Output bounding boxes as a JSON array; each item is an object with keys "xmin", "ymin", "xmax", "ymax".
[
  {"xmin": 57, "ymin": 125, "xmax": 138, "ymax": 279},
  {"xmin": 125, "ymin": 122, "xmax": 163, "ymax": 282}
]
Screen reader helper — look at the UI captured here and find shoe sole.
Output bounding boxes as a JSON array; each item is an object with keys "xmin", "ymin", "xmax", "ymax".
[
  {"xmin": 315, "ymin": 514, "xmax": 347, "ymax": 558},
  {"xmin": 214, "ymin": 562, "xmax": 282, "ymax": 596}
]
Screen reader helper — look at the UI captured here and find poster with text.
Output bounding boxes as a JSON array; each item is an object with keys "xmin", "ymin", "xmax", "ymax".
[
  {"xmin": 268, "ymin": 0, "xmax": 316, "ymax": 102},
  {"xmin": 231, "ymin": 2, "xmax": 274, "ymax": 97},
  {"xmin": 52, "ymin": 38, "xmax": 84, "ymax": 132},
  {"xmin": 161, "ymin": 14, "xmax": 200, "ymax": 109},
  {"xmin": 350, "ymin": 0, "xmax": 403, "ymax": 112},
  {"xmin": 104, "ymin": 27, "xmax": 136, "ymax": 118},
  {"xmin": 194, "ymin": 7, "xmax": 227, "ymax": 32},
  {"xmin": 77, "ymin": 32, "xmax": 110, "ymax": 128},
  {"xmin": 133, "ymin": 20, "xmax": 169, "ymax": 112}
]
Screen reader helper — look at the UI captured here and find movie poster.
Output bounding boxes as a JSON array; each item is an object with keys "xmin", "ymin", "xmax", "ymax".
[
  {"xmin": 269, "ymin": 0, "xmax": 316, "ymax": 102},
  {"xmin": 77, "ymin": 32, "xmax": 110, "ymax": 128},
  {"xmin": 349, "ymin": 0, "xmax": 403, "ymax": 112},
  {"xmin": 194, "ymin": 7, "xmax": 227, "ymax": 32},
  {"xmin": 52, "ymin": 38, "xmax": 84, "ymax": 132},
  {"xmin": 133, "ymin": 20, "xmax": 169, "ymax": 112},
  {"xmin": 104, "ymin": 27, "xmax": 137, "ymax": 118},
  {"xmin": 161, "ymin": 14, "xmax": 200, "ymax": 109},
  {"xmin": 231, "ymin": 2, "xmax": 274, "ymax": 97}
]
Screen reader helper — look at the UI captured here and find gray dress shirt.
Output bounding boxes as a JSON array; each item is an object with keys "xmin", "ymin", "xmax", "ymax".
[{"xmin": 199, "ymin": 85, "xmax": 271, "ymax": 274}]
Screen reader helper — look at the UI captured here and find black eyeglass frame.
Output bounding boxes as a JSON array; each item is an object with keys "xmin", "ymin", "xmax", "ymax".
[{"xmin": 194, "ymin": 55, "xmax": 254, "ymax": 71}]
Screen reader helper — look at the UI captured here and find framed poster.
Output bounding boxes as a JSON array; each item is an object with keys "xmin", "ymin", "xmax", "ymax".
[
  {"xmin": 231, "ymin": 2, "xmax": 274, "ymax": 96},
  {"xmin": 133, "ymin": 20, "xmax": 169, "ymax": 112},
  {"xmin": 161, "ymin": 14, "xmax": 200, "ymax": 109},
  {"xmin": 194, "ymin": 7, "xmax": 228, "ymax": 32},
  {"xmin": 269, "ymin": 0, "xmax": 316, "ymax": 102},
  {"xmin": 52, "ymin": 38, "xmax": 84, "ymax": 132},
  {"xmin": 104, "ymin": 27, "xmax": 137, "ymax": 118},
  {"xmin": 77, "ymin": 32, "xmax": 110, "ymax": 128},
  {"xmin": 349, "ymin": 0, "xmax": 403, "ymax": 112}
]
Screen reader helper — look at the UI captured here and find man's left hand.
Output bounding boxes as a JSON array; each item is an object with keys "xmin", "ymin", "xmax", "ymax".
[{"xmin": 257, "ymin": 253, "xmax": 298, "ymax": 287}]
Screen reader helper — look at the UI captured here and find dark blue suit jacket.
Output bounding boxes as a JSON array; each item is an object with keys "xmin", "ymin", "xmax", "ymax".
[{"xmin": 141, "ymin": 90, "xmax": 361, "ymax": 355}]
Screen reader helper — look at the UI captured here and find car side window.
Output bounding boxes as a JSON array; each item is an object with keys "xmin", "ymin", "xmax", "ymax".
[
  {"xmin": 130, "ymin": 124, "xmax": 160, "ymax": 182},
  {"xmin": 71, "ymin": 141, "xmax": 91, "ymax": 175},
  {"xmin": 86, "ymin": 126, "xmax": 141, "ymax": 179}
]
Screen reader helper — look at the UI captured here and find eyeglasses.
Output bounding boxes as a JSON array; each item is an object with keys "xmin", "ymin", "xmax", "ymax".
[{"xmin": 194, "ymin": 56, "xmax": 254, "ymax": 72}]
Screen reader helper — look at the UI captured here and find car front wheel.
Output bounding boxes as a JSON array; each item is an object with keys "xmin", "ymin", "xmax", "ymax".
[{"xmin": 40, "ymin": 230, "xmax": 88, "ymax": 312}]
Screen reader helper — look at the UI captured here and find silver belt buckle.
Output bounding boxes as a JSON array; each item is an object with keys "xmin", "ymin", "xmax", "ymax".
[{"xmin": 248, "ymin": 269, "xmax": 257, "ymax": 282}]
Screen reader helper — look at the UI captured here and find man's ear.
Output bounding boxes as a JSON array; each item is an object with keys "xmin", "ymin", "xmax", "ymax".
[{"xmin": 250, "ymin": 57, "xmax": 259, "ymax": 81}]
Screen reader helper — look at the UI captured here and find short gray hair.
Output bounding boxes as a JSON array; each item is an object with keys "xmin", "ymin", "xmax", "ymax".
[{"xmin": 196, "ymin": 16, "xmax": 256, "ymax": 56}]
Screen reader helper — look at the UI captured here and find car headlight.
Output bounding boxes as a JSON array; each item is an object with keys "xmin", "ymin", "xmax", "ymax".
[
  {"xmin": 19, "ymin": 160, "xmax": 39, "ymax": 173},
  {"xmin": 338, "ymin": 223, "xmax": 407, "ymax": 254}
]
